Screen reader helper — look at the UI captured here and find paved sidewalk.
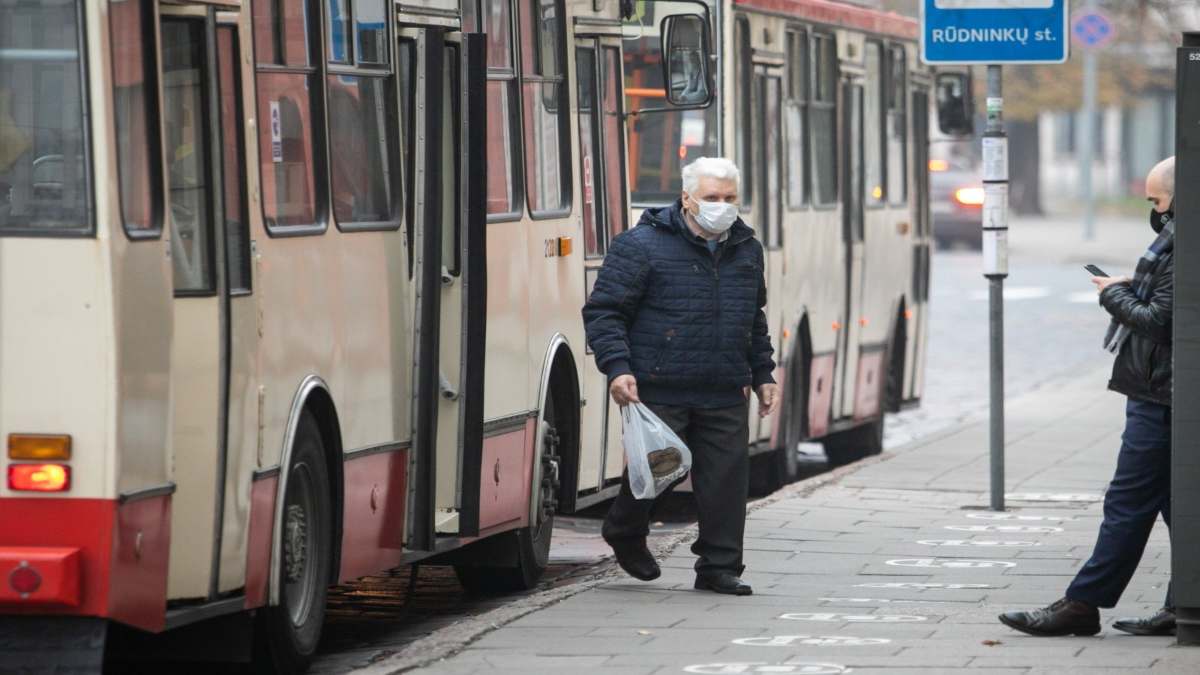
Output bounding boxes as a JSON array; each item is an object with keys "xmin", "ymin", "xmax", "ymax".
[{"xmin": 409, "ymin": 367, "xmax": 1194, "ymax": 674}]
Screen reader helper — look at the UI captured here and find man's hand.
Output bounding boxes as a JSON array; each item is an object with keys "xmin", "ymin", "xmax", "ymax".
[
  {"xmin": 755, "ymin": 383, "xmax": 779, "ymax": 418},
  {"xmin": 610, "ymin": 374, "xmax": 640, "ymax": 406},
  {"xmin": 1092, "ymin": 275, "xmax": 1132, "ymax": 294}
]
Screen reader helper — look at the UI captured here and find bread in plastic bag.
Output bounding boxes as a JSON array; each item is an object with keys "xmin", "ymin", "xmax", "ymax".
[{"xmin": 621, "ymin": 402, "xmax": 692, "ymax": 499}]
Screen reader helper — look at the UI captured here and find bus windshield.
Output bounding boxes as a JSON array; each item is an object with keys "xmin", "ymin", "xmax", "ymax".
[
  {"xmin": 623, "ymin": 11, "xmax": 719, "ymax": 207},
  {"xmin": 0, "ymin": 0, "xmax": 90, "ymax": 235}
]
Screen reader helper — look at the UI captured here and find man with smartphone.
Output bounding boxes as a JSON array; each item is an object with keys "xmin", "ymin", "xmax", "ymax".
[{"xmin": 1000, "ymin": 157, "xmax": 1178, "ymax": 637}]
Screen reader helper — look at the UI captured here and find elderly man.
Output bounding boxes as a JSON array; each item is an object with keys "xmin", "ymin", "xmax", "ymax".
[
  {"xmin": 1000, "ymin": 157, "xmax": 1177, "ymax": 637},
  {"xmin": 582, "ymin": 157, "xmax": 778, "ymax": 596}
]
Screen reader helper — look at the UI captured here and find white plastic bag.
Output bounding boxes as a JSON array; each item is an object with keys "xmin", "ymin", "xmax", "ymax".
[{"xmin": 622, "ymin": 402, "xmax": 692, "ymax": 499}]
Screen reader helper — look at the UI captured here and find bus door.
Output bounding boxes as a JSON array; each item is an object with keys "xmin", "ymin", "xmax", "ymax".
[
  {"xmin": 907, "ymin": 86, "xmax": 932, "ymax": 401},
  {"xmin": 575, "ymin": 34, "xmax": 630, "ymax": 500},
  {"xmin": 752, "ymin": 67, "xmax": 783, "ymax": 439},
  {"xmin": 836, "ymin": 81, "xmax": 866, "ymax": 420},
  {"xmin": 162, "ymin": 10, "xmax": 258, "ymax": 600},
  {"xmin": 408, "ymin": 30, "xmax": 487, "ymax": 546}
]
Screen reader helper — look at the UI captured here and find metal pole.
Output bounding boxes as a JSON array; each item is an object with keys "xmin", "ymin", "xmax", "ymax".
[
  {"xmin": 1081, "ymin": 0, "xmax": 1098, "ymax": 241},
  {"xmin": 982, "ymin": 65, "xmax": 1008, "ymax": 512}
]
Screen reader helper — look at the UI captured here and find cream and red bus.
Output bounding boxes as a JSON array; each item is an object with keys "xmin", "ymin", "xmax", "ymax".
[{"xmin": 0, "ymin": 0, "xmax": 712, "ymax": 670}]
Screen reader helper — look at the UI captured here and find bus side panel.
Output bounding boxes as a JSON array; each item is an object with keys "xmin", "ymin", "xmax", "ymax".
[
  {"xmin": 478, "ymin": 422, "xmax": 533, "ymax": 532},
  {"xmin": 337, "ymin": 449, "xmax": 407, "ymax": 583},
  {"xmin": 0, "ymin": 497, "xmax": 169, "ymax": 633},
  {"xmin": 243, "ymin": 474, "xmax": 278, "ymax": 609}
]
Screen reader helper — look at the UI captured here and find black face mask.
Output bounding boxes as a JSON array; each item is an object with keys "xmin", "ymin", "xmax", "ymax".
[{"xmin": 1151, "ymin": 202, "xmax": 1174, "ymax": 234}]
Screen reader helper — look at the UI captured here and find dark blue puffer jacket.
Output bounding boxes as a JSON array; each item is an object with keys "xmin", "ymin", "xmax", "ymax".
[{"xmin": 581, "ymin": 201, "xmax": 776, "ymax": 408}]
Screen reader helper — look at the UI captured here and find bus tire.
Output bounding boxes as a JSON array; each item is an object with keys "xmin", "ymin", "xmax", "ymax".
[
  {"xmin": 255, "ymin": 412, "xmax": 333, "ymax": 674},
  {"xmin": 454, "ymin": 396, "xmax": 559, "ymax": 594},
  {"xmin": 822, "ymin": 417, "xmax": 883, "ymax": 468}
]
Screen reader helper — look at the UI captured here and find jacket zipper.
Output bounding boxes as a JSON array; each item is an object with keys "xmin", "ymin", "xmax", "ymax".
[{"xmin": 712, "ymin": 247, "xmax": 722, "ymax": 351}]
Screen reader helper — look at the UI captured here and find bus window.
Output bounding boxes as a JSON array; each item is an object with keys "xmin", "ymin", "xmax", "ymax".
[
  {"xmin": 785, "ymin": 27, "xmax": 808, "ymax": 210},
  {"xmin": 887, "ymin": 45, "xmax": 908, "ymax": 206},
  {"xmin": 576, "ymin": 46, "xmax": 601, "ymax": 256},
  {"xmin": 326, "ymin": 0, "xmax": 400, "ymax": 230},
  {"xmin": 161, "ymin": 19, "xmax": 214, "ymax": 294},
  {"xmin": 623, "ymin": 14, "xmax": 719, "ymax": 206},
  {"xmin": 110, "ymin": 0, "xmax": 161, "ymax": 237},
  {"xmin": 217, "ymin": 26, "xmax": 251, "ymax": 294},
  {"xmin": 735, "ymin": 17, "xmax": 752, "ymax": 207},
  {"xmin": 811, "ymin": 33, "xmax": 838, "ymax": 206},
  {"xmin": 0, "ymin": 0, "xmax": 90, "ymax": 235},
  {"xmin": 601, "ymin": 47, "xmax": 628, "ymax": 241},
  {"xmin": 443, "ymin": 45, "xmax": 462, "ymax": 276},
  {"xmin": 254, "ymin": 0, "xmax": 323, "ymax": 231},
  {"xmin": 519, "ymin": 0, "xmax": 570, "ymax": 216},
  {"xmin": 864, "ymin": 40, "xmax": 885, "ymax": 207},
  {"xmin": 483, "ymin": 0, "xmax": 522, "ymax": 218}
]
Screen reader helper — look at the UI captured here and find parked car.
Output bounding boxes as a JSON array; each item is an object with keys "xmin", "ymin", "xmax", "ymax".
[{"xmin": 930, "ymin": 157, "xmax": 983, "ymax": 249}]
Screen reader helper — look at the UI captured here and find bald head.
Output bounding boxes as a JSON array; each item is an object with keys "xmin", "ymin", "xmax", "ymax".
[{"xmin": 1146, "ymin": 157, "xmax": 1175, "ymax": 213}]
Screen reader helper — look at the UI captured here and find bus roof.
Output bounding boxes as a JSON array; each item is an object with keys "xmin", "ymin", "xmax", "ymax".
[{"xmin": 734, "ymin": 0, "xmax": 919, "ymax": 41}]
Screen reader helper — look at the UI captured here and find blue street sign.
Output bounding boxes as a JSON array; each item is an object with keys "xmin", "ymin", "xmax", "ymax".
[
  {"xmin": 1072, "ymin": 9, "xmax": 1115, "ymax": 50},
  {"xmin": 921, "ymin": 0, "xmax": 1071, "ymax": 65}
]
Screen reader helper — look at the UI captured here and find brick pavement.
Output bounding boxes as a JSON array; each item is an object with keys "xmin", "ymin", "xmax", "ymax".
[{"xmin": 397, "ymin": 366, "xmax": 1195, "ymax": 674}]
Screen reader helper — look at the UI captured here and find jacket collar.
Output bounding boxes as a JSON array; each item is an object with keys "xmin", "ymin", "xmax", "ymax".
[{"xmin": 638, "ymin": 200, "xmax": 756, "ymax": 247}]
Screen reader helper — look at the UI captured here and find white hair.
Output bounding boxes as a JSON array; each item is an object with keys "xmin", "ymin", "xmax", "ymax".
[{"xmin": 681, "ymin": 157, "xmax": 741, "ymax": 194}]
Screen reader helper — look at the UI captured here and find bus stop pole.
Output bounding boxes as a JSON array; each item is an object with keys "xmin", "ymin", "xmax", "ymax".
[
  {"xmin": 1172, "ymin": 32, "xmax": 1200, "ymax": 646},
  {"xmin": 983, "ymin": 65, "xmax": 1008, "ymax": 512}
]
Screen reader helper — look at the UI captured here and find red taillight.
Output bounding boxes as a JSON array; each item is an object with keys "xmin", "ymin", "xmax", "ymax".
[
  {"xmin": 9, "ymin": 565, "xmax": 41, "ymax": 594},
  {"xmin": 954, "ymin": 187, "xmax": 986, "ymax": 206},
  {"xmin": 7, "ymin": 464, "xmax": 70, "ymax": 492}
]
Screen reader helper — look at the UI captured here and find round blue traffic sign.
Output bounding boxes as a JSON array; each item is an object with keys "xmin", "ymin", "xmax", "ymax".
[{"xmin": 1072, "ymin": 10, "xmax": 1115, "ymax": 49}]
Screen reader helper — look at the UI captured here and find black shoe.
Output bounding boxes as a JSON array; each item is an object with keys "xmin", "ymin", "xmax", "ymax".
[
  {"xmin": 998, "ymin": 598, "xmax": 1101, "ymax": 637},
  {"xmin": 1112, "ymin": 608, "xmax": 1176, "ymax": 636},
  {"xmin": 606, "ymin": 539, "xmax": 661, "ymax": 581},
  {"xmin": 694, "ymin": 573, "xmax": 753, "ymax": 596}
]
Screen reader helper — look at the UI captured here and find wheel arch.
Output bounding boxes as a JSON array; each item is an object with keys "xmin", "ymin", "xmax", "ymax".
[
  {"xmin": 886, "ymin": 296, "xmax": 909, "ymax": 412},
  {"xmin": 530, "ymin": 334, "xmax": 581, "ymax": 521},
  {"xmin": 268, "ymin": 375, "xmax": 345, "ymax": 606}
]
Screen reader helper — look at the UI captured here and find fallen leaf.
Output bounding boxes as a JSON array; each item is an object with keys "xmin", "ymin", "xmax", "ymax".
[{"xmin": 982, "ymin": 639, "xmax": 1002, "ymax": 646}]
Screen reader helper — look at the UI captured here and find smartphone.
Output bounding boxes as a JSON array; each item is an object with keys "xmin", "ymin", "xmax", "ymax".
[{"xmin": 1084, "ymin": 264, "xmax": 1109, "ymax": 278}]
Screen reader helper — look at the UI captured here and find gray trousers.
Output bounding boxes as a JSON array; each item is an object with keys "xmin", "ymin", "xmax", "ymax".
[{"xmin": 602, "ymin": 400, "xmax": 750, "ymax": 576}]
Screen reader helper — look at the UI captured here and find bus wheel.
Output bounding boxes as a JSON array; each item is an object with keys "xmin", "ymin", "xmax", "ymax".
[
  {"xmin": 255, "ymin": 413, "xmax": 333, "ymax": 674},
  {"xmin": 455, "ymin": 398, "xmax": 560, "ymax": 594},
  {"xmin": 822, "ymin": 418, "xmax": 883, "ymax": 468}
]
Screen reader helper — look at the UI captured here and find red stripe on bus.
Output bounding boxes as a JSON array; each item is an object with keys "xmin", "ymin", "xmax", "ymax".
[
  {"xmin": 337, "ymin": 448, "xmax": 408, "ymax": 583},
  {"xmin": 243, "ymin": 474, "xmax": 277, "ymax": 609},
  {"xmin": 0, "ymin": 496, "xmax": 170, "ymax": 632},
  {"xmin": 734, "ymin": 0, "xmax": 919, "ymax": 40},
  {"xmin": 478, "ymin": 421, "xmax": 535, "ymax": 532}
]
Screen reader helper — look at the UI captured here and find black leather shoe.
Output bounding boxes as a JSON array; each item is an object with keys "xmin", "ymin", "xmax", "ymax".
[
  {"xmin": 1113, "ymin": 608, "xmax": 1176, "ymax": 636},
  {"xmin": 694, "ymin": 573, "xmax": 753, "ymax": 596},
  {"xmin": 606, "ymin": 539, "xmax": 660, "ymax": 581},
  {"xmin": 998, "ymin": 598, "xmax": 1101, "ymax": 637}
]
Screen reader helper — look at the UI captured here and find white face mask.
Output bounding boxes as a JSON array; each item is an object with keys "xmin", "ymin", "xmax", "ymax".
[{"xmin": 690, "ymin": 198, "xmax": 738, "ymax": 235}]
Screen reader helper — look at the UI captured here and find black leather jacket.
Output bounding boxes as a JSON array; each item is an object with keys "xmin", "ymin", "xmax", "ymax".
[{"xmin": 1101, "ymin": 252, "xmax": 1173, "ymax": 406}]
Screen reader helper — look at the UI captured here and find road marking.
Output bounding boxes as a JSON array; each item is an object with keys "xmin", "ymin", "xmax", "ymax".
[
  {"xmin": 819, "ymin": 597, "xmax": 963, "ymax": 605},
  {"xmin": 887, "ymin": 558, "xmax": 1016, "ymax": 569},
  {"xmin": 918, "ymin": 539, "xmax": 1038, "ymax": 547},
  {"xmin": 780, "ymin": 612, "xmax": 927, "ymax": 623},
  {"xmin": 947, "ymin": 524, "xmax": 1063, "ymax": 533},
  {"xmin": 684, "ymin": 664, "xmax": 849, "ymax": 674},
  {"xmin": 969, "ymin": 286, "xmax": 1050, "ymax": 301},
  {"xmin": 966, "ymin": 513, "xmax": 1071, "ymax": 522},
  {"xmin": 1005, "ymin": 492, "xmax": 1102, "ymax": 502},
  {"xmin": 856, "ymin": 582, "xmax": 994, "ymax": 589},
  {"xmin": 1067, "ymin": 291, "xmax": 1099, "ymax": 304},
  {"xmin": 732, "ymin": 635, "xmax": 891, "ymax": 647}
]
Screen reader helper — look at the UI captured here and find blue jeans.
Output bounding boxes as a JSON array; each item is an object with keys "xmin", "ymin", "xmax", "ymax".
[{"xmin": 1066, "ymin": 398, "xmax": 1173, "ymax": 609}]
